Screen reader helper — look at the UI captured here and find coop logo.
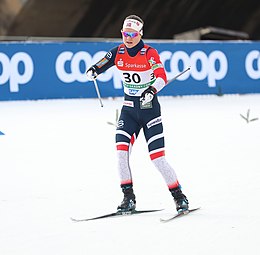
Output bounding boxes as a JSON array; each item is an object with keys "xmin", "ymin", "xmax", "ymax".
[
  {"xmin": 0, "ymin": 52, "xmax": 34, "ymax": 92},
  {"xmin": 245, "ymin": 50, "xmax": 260, "ymax": 79},
  {"xmin": 56, "ymin": 51, "xmax": 90, "ymax": 83},
  {"xmin": 160, "ymin": 50, "xmax": 228, "ymax": 87},
  {"xmin": 56, "ymin": 51, "xmax": 123, "ymax": 88},
  {"xmin": 56, "ymin": 50, "xmax": 229, "ymax": 89}
]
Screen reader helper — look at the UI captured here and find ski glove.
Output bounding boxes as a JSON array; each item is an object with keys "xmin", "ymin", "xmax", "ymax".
[
  {"xmin": 140, "ymin": 86, "xmax": 157, "ymax": 105},
  {"xmin": 86, "ymin": 66, "xmax": 98, "ymax": 80}
]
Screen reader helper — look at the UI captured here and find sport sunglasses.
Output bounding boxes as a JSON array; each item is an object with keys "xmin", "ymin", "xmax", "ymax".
[{"xmin": 121, "ymin": 31, "xmax": 139, "ymax": 38}]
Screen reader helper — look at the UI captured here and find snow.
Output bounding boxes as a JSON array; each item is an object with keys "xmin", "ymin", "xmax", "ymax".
[{"xmin": 0, "ymin": 94, "xmax": 260, "ymax": 255}]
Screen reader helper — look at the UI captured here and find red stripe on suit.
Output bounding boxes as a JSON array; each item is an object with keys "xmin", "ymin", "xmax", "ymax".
[
  {"xmin": 116, "ymin": 144, "xmax": 129, "ymax": 151},
  {"xmin": 150, "ymin": 150, "xmax": 165, "ymax": 160}
]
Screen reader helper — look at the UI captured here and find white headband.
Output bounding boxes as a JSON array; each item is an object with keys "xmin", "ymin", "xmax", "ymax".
[{"xmin": 122, "ymin": 19, "xmax": 143, "ymax": 35}]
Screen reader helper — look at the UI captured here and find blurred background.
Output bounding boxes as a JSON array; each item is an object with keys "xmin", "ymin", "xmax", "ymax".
[
  {"xmin": 0, "ymin": 0, "xmax": 259, "ymax": 101},
  {"xmin": 0, "ymin": 0, "xmax": 260, "ymax": 40}
]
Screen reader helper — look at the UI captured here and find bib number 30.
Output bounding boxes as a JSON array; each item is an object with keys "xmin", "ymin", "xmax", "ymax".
[
  {"xmin": 123, "ymin": 72, "xmax": 141, "ymax": 83},
  {"xmin": 123, "ymin": 72, "xmax": 155, "ymax": 84}
]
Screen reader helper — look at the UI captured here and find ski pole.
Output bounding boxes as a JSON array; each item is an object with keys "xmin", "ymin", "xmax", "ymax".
[
  {"xmin": 92, "ymin": 67, "xmax": 190, "ymax": 107},
  {"xmin": 167, "ymin": 67, "xmax": 191, "ymax": 85},
  {"xmin": 93, "ymin": 78, "xmax": 103, "ymax": 107}
]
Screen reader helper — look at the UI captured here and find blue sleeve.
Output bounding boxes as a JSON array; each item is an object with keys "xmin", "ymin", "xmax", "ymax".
[{"xmin": 93, "ymin": 46, "xmax": 118, "ymax": 74}]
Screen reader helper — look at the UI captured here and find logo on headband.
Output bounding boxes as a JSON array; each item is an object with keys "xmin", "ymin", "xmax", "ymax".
[
  {"xmin": 126, "ymin": 21, "xmax": 140, "ymax": 27},
  {"xmin": 123, "ymin": 19, "xmax": 143, "ymax": 34}
]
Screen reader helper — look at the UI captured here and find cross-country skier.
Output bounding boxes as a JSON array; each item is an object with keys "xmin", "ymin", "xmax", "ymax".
[{"xmin": 86, "ymin": 14, "xmax": 189, "ymax": 213}]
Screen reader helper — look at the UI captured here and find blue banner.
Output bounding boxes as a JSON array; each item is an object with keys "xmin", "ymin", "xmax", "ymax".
[{"xmin": 0, "ymin": 41, "xmax": 259, "ymax": 100}]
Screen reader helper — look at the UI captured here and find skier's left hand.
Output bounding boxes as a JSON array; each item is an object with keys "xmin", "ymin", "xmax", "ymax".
[{"xmin": 140, "ymin": 86, "xmax": 157, "ymax": 105}]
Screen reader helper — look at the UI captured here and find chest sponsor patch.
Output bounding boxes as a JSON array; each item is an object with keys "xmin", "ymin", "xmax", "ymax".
[{"xmin": 128, "ymin": 89, "xmax": 139, "ymax": 95}]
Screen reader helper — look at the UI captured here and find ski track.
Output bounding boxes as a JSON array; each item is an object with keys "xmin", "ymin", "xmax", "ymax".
[{"xmin": 0, "ymin": 94, "xmax": 260, "ymax": 255}]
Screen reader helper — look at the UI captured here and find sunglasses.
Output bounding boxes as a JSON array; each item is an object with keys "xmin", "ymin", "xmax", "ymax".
[{"xmin": 121, "ymin": 31, "xmax": 139, "ymax": 38}]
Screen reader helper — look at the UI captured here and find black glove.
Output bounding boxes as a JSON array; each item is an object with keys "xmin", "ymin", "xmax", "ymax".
[
  {"xmin": 140, "ymin": 86, "xmax": 157, "ymax": 105},
  {"xmin": 86, "ymin": 66, "xmax": 98, "ymax": 80}
]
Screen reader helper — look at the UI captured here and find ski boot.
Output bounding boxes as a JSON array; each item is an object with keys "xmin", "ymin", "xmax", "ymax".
[
  {"xmin": 117, "ymin": 184, "xmax": 136, "ymax": 212},
  {"xmin": 170, "ymin": 186, "xmax": 189, "ymax": 213}
]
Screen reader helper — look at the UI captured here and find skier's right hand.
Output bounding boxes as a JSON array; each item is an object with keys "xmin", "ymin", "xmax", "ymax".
[{"xmin": 86, "ymin": 66, "xmax": 98, "ymax": 80}]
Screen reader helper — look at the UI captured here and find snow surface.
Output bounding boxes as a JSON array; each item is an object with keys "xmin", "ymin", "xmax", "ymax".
[{"xmin": 0, "ymin": 94, "xmax": 260, "ymax": 255}]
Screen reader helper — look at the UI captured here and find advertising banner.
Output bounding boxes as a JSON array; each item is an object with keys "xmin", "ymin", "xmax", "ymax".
[{"xmin": 0, "ymin": 41, "xmax": 259, "ymax": 100}]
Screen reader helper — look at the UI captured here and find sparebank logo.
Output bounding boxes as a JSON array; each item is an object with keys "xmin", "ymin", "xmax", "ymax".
[{"xmin": 0, "ymin": 52, "xmax": 34, "ymax": 92}]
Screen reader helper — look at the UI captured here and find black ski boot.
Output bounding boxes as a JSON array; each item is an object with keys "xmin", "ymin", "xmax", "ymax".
[
  {"xmin": 117, "ymin": 184, "xmax": 136, "ymax": 212},
  {"xmin": 170, "ymin": 186, "xmax": 189, "ymax": 213}
]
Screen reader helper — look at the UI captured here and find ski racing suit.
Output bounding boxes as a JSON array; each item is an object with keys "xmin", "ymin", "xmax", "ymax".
[{"xmin": 90, "ymin": 40, "xmax": 180, "ymax": 190}]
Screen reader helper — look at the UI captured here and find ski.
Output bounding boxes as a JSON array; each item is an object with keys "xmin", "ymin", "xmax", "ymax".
[
  {"xmin": 71, "ymin": 209, "xmax": 163, "ymax": 222},
  {"xmin": 160, "ymin": 207, "xmax": 200, "ymax": 223}
]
